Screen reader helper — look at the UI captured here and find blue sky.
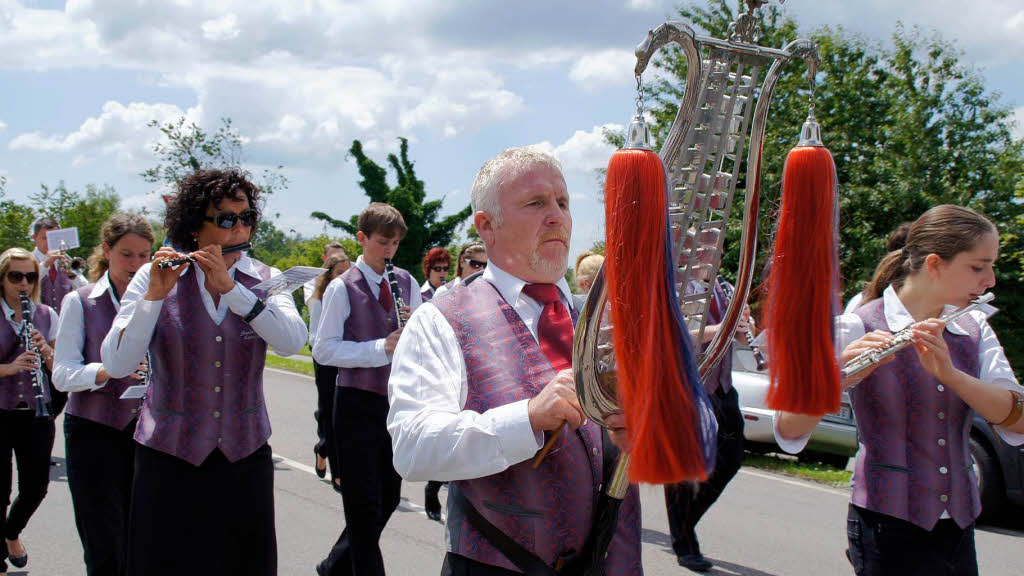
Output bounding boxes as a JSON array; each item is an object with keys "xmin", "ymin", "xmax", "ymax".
[{"xmin": 1, "ymin": 0, "xmax": 1022, "ymax": 261}]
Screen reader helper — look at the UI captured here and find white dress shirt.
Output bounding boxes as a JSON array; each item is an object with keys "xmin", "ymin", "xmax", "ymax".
[
  {"xmin": 387, "ymin": 261, "xmax": 574, "ymax": 482},
  {"xmin": 776, "ymin": 284, "xmax": 1023, "ymax": 453},
  {"xmin": 431, "ymin": 277, "xmax": 461, "ymax": 299},
  {"xmin": 2, "ymin": 298, "xmax": 58, "ymax": 341},
  {"xmin": 308, "ymin": 298, "xmax": 323, "ymax": 345},
  {"xmin": 100, "ymin": 254, "xmax": 307, "ymax": 379},
  {"xmin": 53, "ymin": 272, "xmax": 118, "ymax": 393},
  {"xmin": 311, "ymin": 256, "xmax": 423, "ymax": 369}
]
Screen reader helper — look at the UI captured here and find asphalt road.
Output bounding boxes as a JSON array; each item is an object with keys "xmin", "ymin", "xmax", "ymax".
[{"xmin": 14, "ymin": 367, "xmax": 1024, "ymax": 575}]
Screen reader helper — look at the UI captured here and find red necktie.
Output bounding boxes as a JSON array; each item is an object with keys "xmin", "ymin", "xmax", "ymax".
[
  {"xmin": 521, "ymin": 283, "xmax": 573, "ymax": 371},
  {"xmin": 49, "ymin": 264, "xmax": 57, "ymax": 282},
  {"xmin": 378, "ymin": 278, "xmax": 394, "ymax": 313}
]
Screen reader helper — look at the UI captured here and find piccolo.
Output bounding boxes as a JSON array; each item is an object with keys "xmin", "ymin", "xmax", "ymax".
[
  {"xmin": 840, "ymin": 292, "xmax": 995, "ymax": 379},
  {"xmin": 156, "ymin": 242, "xmax": 251, "ymax": 270}
]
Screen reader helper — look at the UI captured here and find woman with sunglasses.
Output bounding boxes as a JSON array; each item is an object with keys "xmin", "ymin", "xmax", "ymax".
[
  {"xmin": 309, "ymin": 252, "xmax": 351, "ymax": 490},
  {"xmin": 0, "ymin": 248, "xmax": 58, "ymax": 575},
  {"xmin": 100, "ymin": 168, "xmax": 307, "ymax": 576},
  {"xmin": 433, "ymin": 243, "xmax": 487, "ymax": 299},
  {"xmin": 52, "ymin": 214, "xmax": 154, "ymax": 576},
  {"xmin": 420, "ymin": 247, "xmax": 451, "ymax": 302}
]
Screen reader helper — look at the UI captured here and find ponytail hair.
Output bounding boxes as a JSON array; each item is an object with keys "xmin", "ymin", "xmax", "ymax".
[
  {"xmin": 88, "ymin": 214, "xmax": 155, "ymax": 281},
  {"xmin": 862, "ymin": 205, "xmax": 996, "ymax": 303}
]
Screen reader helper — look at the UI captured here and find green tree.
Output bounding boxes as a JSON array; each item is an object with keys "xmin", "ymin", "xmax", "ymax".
[
  {"xmin": 29, "ymin": 181, "xmax": 121, "ymax": 259},
  {"xmin": 633, "ymin": 0, "xmax": 1024, "ymax": 370},
  {"xmin": 0, "ymin": 177, "xmax": 35, "ymax": 253},
  {"xmin": 142, "ymin": 117, "xmax": 289, "ymax": 197},
  {"xmin": 312, "ymin": 138, "xmax": 472, "ymax": 281}
]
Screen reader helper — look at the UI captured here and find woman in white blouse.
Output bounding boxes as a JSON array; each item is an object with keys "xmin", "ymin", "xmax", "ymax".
[{"xmin": 309, "ymin": 253, "xmax": 351, "ymax": 488}]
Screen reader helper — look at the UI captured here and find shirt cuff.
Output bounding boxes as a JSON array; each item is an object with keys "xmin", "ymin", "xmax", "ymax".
[
  {"xmin": 773, "ymin": 413, "xmax": 811, "ymax": 454},
  {"xmin": 375, "ymin": 338, "xmax": 390, "ymax": 364},
  {"xmin": 85, "ymin": 363, "xmax": 107, "ymax": 390},
  {"xmin": 223, "ymin": 282, "xmax": 258, "ymax": 317},
  {"xmin": 490, "ymin": 399, "xmax": 544, "ymax": 464}
]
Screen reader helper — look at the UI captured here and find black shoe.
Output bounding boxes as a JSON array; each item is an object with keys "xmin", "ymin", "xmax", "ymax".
[
  {"xmin": 314, "ymin": 452, "xmax": 327, "ymax": 479},
  {"xmin": 9, "ymin": 552, "xmax": 27, "ymax": 569},
  {"xmin": 425, "ymin": 488, "xmax": 442, "ymax": 522},
  {"xmin": 677, "ymin": 553, "xmax": 712, "ymax": 572}
]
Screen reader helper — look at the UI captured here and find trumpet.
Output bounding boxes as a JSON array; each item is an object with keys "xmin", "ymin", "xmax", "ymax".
[
  {"xmin": 18, "ymin": 292, "xmax": 52, "ymax": 420},
  {"xmin": 841, "ymin": 293, "xmax": 995, "ymax": 379},
  {"xmin": 383, "ymin": 259, "xmax": 409, "ymax": 328},
  {"xmin": 717, "ymin": 278, "xmax": 767, "ymax": 371},
  {"xmin": 156, "ymin": 242, "xmax": 252, "ymax": 270}
]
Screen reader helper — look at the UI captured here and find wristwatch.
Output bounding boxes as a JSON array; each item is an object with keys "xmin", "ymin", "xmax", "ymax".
[{"xmin": 244, "ymin": 299, "xmax": 266, "ymax": 323}]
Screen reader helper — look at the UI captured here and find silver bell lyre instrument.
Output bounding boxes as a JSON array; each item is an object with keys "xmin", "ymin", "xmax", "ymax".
[
  {"xmin": 717, "ymin": 277, "xmax": 768, "ymax": 371},
  {"xmin": 841, "ymin": 293, "xmax": 995, "ymax": 380},
  {"xmin": 18, "ymin": 292, "xmax": 52, "ymax": 420},
  {"xmin": 576, "ymin": 0, "xmax": 819, "ymax": 494},
  {"xmin": 383, "ymin": 259, "xmax": 408, "ymax": 328}
]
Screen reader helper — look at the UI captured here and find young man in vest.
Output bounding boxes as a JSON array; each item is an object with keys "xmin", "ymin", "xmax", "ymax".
[
  {"xmin": 30, "ymin": 217, "xmax": 73, "ymax": 314},
  {"xmin": 313, "ymin": 202, "xmax": 421, "ymax": 576},
  {"xmin": 388, "ymin": 148, "xmax": 641, "ymax": 575}
]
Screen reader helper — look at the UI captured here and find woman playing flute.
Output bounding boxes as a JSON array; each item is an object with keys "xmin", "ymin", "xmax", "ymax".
[
  {"xmin": 101, "ymin": 168, "xmax": 307, "ymax": 576},
  {"xmin": 53, "ymin": 213, "xmax": 154, "ymax": 576},
  {"xmin": 776, "ymin": 205, "xmax": 1024, "ymax": 576}
]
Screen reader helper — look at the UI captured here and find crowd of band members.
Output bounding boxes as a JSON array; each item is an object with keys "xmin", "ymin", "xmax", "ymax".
[{"xmin": 0, "ymin": 151, "xmax": 1022, "ymax": 576}]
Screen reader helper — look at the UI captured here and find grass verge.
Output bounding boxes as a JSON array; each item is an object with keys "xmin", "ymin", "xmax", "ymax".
[
  {"xmin": 265, "ymin": 354, "xmax": 315, "ymax": 377},
  {"xmin": 744, "ymin": 453, "xmax": 852, "ymax": 488}
]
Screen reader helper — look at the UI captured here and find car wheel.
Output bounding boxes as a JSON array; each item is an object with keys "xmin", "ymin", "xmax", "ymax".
[
  {"xmin": 969, "ymin": 436, "xmax": 1004, "ymax": 523},
  {"xmin": 798, "ymin": 451, "xmax": 849, "ymax": 470}
]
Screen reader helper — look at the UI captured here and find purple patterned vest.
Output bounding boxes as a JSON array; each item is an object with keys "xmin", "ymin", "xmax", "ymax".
[
  {"xmin": 66, "ymin": 284, "xmax": 143, "ymax": 430},
  {"xmin": 40, "ymin": 264, "xmax": 74, "ymax": 313},
  {"xmin": 0, "ymin": 302, "xmax": 54, "ymax": 411},
  {"xmin": 851, "ymin": 298, "xmax": 982, "ymax": 529},
  {"xmin": 136, "ymin": 262, "xmax": 273, "ymax": 466},
  {"xmin": 335, "ymin": 265, "xmax": 413, "ymax": 396},
  {"xmin": 702, "ymin": 281, "xmax": 734, "ymax": 394},
  {"xmin": 433, "ymin": 279, "xmax": 642, "ymax": 574},
  {"xmin": 421, "ymin": 285, "xmax": 435, "ymax": 302}
]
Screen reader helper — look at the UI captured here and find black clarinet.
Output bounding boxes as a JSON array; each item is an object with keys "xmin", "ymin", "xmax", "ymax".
[
  {"xmin": 383, "ymin": 259, "xmax": 408, "ymax": 328},
  {"xmin": 716, "ymin": 278, "xmax": 768, "ymax": 371},
  {"xmin": 18, "ymin": 292, "xmax": 52, "ymax": 420}
]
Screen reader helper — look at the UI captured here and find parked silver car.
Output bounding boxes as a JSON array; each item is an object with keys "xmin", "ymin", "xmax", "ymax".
[{"xmin": 731, "ymin": 346, "xmax": 858, "ymax": 469}]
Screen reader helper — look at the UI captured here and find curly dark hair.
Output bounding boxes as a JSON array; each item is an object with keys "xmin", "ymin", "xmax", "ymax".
[{"xmin": 165, "ymin": 168, "xmax": 262, "ymax": 252}]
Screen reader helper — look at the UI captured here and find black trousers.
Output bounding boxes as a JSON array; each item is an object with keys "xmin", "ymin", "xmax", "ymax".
[
  {"xmin": 0, "ymin": 408, "xmax": 55, "ymax": 572},
  {"xmin": 314, "ymin": 361, "xmax": 340, "ymax": 481},
  {"xmin": 319, "ymin": 387, "xmax": 402, "ymax": 576},
  {"xmin": 663, "ymin": 385, "xmax": 745, "ymax": 557},
  {"xmin": 126, "ymin": 443, "xmax": 277, "ymax": 576},
  {"xmin": 846, "ymin": 504, "xmax": 978, "ymax": 576},
  {"xmin": 440, "ymin": 553, "xmax": 521, "ymax": 576},
  {"xmin": 65, "ymin": 414, "xmax": 137, "ymax": 576}
]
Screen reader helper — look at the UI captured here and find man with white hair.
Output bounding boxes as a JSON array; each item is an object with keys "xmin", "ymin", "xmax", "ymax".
[{"xmin": 388, "ymin": 147, "xmax": 641, "ymax": 575}]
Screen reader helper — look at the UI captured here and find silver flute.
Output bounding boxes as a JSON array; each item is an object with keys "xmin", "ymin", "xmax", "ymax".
[
  {"xmin": 841, "ymin": 293, "xmax": 995, "ymax": 379},
  {"xmin": 383, "ymin": 259, "xmax": 408, "ymax": 328},
  {"xmin": 18, "ymin": 292, "xmax": 52, "ymax": 420}
]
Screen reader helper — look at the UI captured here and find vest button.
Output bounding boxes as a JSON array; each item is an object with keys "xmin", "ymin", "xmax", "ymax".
[
  {"xmin": 592, "ymin": 447, "xmax": 599, "ymax": 455},
  {"xmin": 214, "ymin": 361, "xmax": 222, "ymax": 368},
  {"xmin": 216, "ymin": 336, "xmax": 223, "ymax": 342},
  {"xmin": 218, "ymin": 437, "xmax": 223, "ymax": 444},
  {"xmin": 938, "ymin": 438, "xmax": 946, "ymax": 447},
  {"xmin": 937, "ymin": 412, "xmax": 945, "ymax": 420},
  {"xmin": 939, "ymin": 466, "xmax": 948, "ymax": 474},
  {"xmin": 940, "ymin": 494, "xmax": 949, "ymax": 503},
  {"xmin": 213, "ymin": 411, "xmax": 221, "ymax": 419},
  {"xmin": 937, "ymin": 384, "xmax": 944, "ymax": 392},
  {"xmin": 214, "ymin": 386, "xmax": 222, "ymax": 393}
]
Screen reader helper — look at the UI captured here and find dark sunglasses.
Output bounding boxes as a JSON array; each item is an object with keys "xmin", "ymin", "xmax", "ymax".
[
  {"xmin": 5, "ymin": 271, "xmax": 39, "ymax": 284},
  {"xmin": 205, "ymin": 209, "xmax": 259, "ymax": 230},
  {"xmin": 464, "ymin": 259, "xmax": 487, "ymax": 270},
  {"xmin": 431, "ymin": 266, "xmax": 450, "ymax": 273}
]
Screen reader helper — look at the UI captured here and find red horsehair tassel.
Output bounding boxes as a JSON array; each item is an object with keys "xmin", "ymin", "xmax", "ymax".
[
  {"xmin": 765, "ymin": 115, "xmax": 841, "ymax": 414},
  {"xmin": 604, "ymin": 145, "xmax": 711, "ymax": 484}
]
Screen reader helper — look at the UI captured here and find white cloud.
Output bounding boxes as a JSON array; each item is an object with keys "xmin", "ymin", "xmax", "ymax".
[
  {"xmin": 627, "ymin": 0, "xmax": 663, "ymax": 11},
  {"xmin": 120, "ymin": 191, "xmax": 167, "ymax": 216},
  {"xmin": 569, "ymin": 49, "xmax": 636, "ymax": 91},
  {"xmin": 0, "ymin": 121, "xmax": 7, "ymax": 133},
  {"xmin": 9, "ymin": 100, "xmax": 199, "ymax": 169},
  {"xmin": 531, "ymin": 124, "xmax": 623, "ymax": 175},
  {"xmin": 201, "ymin": 13, "xmax": 240, "ymax": 42}
]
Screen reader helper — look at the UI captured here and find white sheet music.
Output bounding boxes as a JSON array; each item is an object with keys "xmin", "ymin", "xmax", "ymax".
[
  {"xmin": 46, "ymin": 227, "xmax": 80, "ymax": 250},
  {"xmin": 252, "ymin": 266, "xmax": 327, "ymax": 297},
  {"xmin": 119, "ymin": 385, "xmax": 148, "ymax": 400}
]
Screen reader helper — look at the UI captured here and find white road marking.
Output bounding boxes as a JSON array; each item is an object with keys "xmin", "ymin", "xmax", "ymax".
[{"xmin": 265, "ymin": 366, "xmax": 314, "ymax": 380}]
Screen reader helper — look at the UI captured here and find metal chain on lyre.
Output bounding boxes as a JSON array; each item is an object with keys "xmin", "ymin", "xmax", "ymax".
[{"xmin": 635, "ymin": 73, "xmax": 645, "ymax": 118}]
